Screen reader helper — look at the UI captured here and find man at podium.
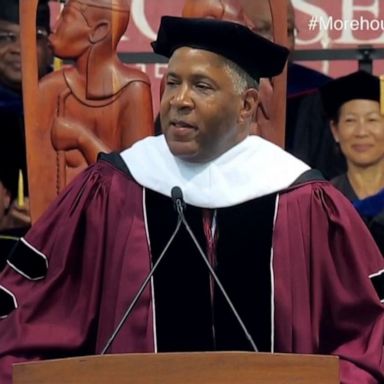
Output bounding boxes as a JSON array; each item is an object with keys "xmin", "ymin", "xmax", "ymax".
[{"xmin": 0, "ymin": 16, "xmax": 383, "ymax": 384}]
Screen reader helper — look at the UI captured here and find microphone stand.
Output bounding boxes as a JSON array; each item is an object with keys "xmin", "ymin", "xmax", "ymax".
[
  {"xmin": 101, "ymin": 186, "xmax": 259, "ymax": 354},
  {"xmin": 101, "ymin": 215, "xmax": 182, "ymax": 355},
  {"xmin": 172, "ymin": 188, "xmax": 259, "ymax": 353}
]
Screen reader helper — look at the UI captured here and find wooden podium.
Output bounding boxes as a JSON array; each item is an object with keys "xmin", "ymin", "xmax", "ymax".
[{"xmin": 13, "ymin": 352, "xmax": 339, "ymax": 384}]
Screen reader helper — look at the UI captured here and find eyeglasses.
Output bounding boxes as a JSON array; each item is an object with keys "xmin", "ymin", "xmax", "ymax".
[{"xmin": 0, "ymin": 28, "xmax": 48, "ymax": 45}]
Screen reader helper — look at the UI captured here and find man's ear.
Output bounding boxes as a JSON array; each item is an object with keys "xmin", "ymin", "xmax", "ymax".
[
  {"xmin": 330, "ymin": 120, "xmax": 340, "ymax": 143},
  {"xmin": 89, "ymin": 20, "xmax": 110, "ymax": 44},
  {"xmin": 239, "ymin": 88, "xmax": 259, "ymax": 123}
]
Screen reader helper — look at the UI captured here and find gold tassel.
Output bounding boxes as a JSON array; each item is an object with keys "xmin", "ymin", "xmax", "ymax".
[
  {"xmin": 17, "ymin": 169, "xmax": 24, "ymax": 208},
  {"xmin": 53, "ymin": 56, "xmax": 63, "ymax": 71}
]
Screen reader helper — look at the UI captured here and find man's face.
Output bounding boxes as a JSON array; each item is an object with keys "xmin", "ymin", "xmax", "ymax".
[
  {"xmin": 0, "ymin": 19, "xmax": 51, "ymax": 92},
  {"xmin": 160, "ymin": 47, "xmax": 250, "ymax": 163}
]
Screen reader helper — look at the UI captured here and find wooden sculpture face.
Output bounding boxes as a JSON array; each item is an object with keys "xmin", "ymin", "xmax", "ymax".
[
  {"xmin": 50, "ymin": 0, "xmax": 130, "ymax": 60},
  {"xmin": 182, "ymin": 0, "xmax": 243, "ymax": 22},
  {"xmin": 240, "ymin": 0, "xmax": 295, "ymax": 50},
  {"xmin": 181, "ymin": 0, "xmax": 286, "ymax": 45},
  {"xmin": 238, "ymin": 0, "xmax": 273, "ymax": 39},
  {"xmin": 49, "ymin": 1, "xmax": 92, "ymax": 59}
]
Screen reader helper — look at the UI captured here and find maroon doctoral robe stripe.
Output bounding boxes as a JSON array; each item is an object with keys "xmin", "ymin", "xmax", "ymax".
[{"xmin": 0, "ymin": 154, "xmax": 382, "ymax": 384}]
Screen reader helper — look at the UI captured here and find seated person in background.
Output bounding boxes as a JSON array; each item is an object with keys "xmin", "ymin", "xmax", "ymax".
[
  {"xmin": 0, "ymin": 0, "xmax": 52, "ymax": 229},
  {"xmin": 0, "ymin": 128, "xmax": 30, "ymax": 271},
  {"xmin": 280, "ymin": 2, "xmax": 345, "ymax": 179},
  {"xmin": 320, "ymin": 70, "xmax": 384, "ymax": 256},
  {"xmin": 0, "ymin": 0, "xmax": 52, "ymax": 94},
  {"xmin": 0, "ymin": 181, "xmax": 14, "ymax": 272},
  {"xmin": 0, "ymin": 17, "xmax": 382, "ymax": 384}
]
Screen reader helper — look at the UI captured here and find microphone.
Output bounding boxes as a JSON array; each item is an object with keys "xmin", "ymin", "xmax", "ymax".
[
  {"xmin": 100, "ymin": 196, "xmax": 183, "ymax": 355},
  {"xmin": 172, "ymin": 186, "xmax": 259, "ymax": 353},
  {"xmin": 171, "ymin": 186, "xmax": 186, "ymax": 214}
]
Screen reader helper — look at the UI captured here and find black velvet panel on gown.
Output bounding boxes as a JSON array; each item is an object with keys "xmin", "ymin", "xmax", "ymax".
[{"xmin": 146, "ymin": 189, "xmax": 277, "ymax": 353}]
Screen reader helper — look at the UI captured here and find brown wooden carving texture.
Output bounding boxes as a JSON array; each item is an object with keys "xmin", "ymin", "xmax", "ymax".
[{"xmin": 21, "ymin": 0, "xmax": 154, "ymax": 222}]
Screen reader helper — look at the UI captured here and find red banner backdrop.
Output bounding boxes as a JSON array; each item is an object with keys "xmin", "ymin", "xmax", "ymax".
[{"xmin": 49, "ymin": 0, "xmax": 384, "ymax": 114}]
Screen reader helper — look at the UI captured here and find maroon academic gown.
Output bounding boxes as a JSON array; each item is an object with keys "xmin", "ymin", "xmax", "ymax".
[{"xmin": 0, "ymin": 156, "xmax": 383, "ymax": 384}]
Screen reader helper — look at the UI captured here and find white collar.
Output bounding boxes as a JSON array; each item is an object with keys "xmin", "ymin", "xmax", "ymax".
[{"xmin": 121, "ymin": 135, "xmax": 310, "ymax": 208}]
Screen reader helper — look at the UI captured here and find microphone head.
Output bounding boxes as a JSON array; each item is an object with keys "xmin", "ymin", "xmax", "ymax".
[
  {"xmin": 171, "ymin": 186, "xmax": 186, "ymax": 211},
  {"xmin": 171, "ymin": 186, "xmax": 183, "ymax": 201}
]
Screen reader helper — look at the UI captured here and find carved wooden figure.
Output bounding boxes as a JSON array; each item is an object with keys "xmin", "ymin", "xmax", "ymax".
[
  {"xmin": 182, "ymin": 0, "xmax": 243, "ymax": 21},
  {"xmin": 21, "ymin": 0, "xmax": 154, "ymax": 221}
]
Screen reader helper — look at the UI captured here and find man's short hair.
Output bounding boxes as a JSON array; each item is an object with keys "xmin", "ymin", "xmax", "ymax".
[{"xmin": 223, "ymin": 58, "xmax": 259, "ymax": 94}]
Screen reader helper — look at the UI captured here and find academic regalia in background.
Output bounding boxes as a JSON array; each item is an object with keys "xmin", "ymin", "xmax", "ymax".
[
  {"xmin": 0, "ymin": 0, "xmax": 52, "ymax": 201},
  {"xmin": 353, "ymin": 190, "xmax": 384, "ymax": 257},
  {"xmin": 0, "ymin": 86, "xmax": 29, "ymax": 270},
  {"xmin": 285, "ymin": 62, "xmax": 346, "ymax": 179},
  {"xmin": 0, "ymin": 228, "xmax": 26, "ymax": 271},
  {"xmin": 0, "ymin": 136, "xmax": 382, "ymax": 384},
  {"xmin": 287, "ymin": 62, "xmax": 331, "ymax": 97},
  {"xmin": 321, "ymin": 70, "xmax": 384, "ymax": 257},
  {"xmin": 332, "ymin": 174, "xmax": 384, "ymax": 256},
  {"xmin": 0, "ymin": 84, "xmax": 28, "ymax": 196},
  {"xmin": 320, "ymin": 70, "xmax": 381, "ymax": 120},
  {"xmin": 0, "ymin": 0, "xmax": 52, "ymax": 185},
  {"xmin": 0, "ymin": 0, "xmax": 52, "ymax": 261}
]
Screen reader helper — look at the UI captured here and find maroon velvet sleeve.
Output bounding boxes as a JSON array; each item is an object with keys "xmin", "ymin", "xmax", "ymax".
[
  {"xmin": 0, "ymin": 160, "xmax": 154, "ymax": 384},
  {"xmin": 273, "ymin": 181, "xmax": 384, "ymax": 384}
]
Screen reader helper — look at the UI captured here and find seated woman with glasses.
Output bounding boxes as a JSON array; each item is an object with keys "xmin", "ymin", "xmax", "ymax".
[{"xmin": 320, "ymin": 70, "xmax": 384, "ymax": 256}]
